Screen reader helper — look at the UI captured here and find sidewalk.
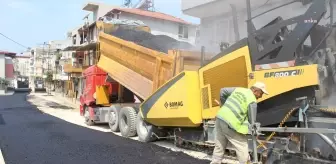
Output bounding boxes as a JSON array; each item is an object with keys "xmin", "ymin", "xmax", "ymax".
[
  {"xmin": 0, "ymin": 90, "xmax": 14, "ymax": 96},
  {"xmin": 53, "ymin": 92, "xmax": 80, "ymax": 108},
  {"xmin": 31, "ymin": 91, "xmax": 80, "ymax": 110}
]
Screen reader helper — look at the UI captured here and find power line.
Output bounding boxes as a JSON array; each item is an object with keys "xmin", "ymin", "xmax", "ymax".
[{"xmin": 0, "ymin": 32, "xmax": 28, "ymax": 49}]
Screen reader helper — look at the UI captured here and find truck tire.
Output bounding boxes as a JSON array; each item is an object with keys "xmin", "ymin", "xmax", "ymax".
[
  {"xmin": 136, "ymin": 113, "xmax": 157, "ymax": 142},
  {"xmin": 108, "ymin": 105, "xmax": 121, "ymax": 132},
  {"xmin": 119, "ymin": 107, "xmax": 137, "ymax": 137},
  {"xmin": 84, "ymin": 106, "xmax": 94, "ymax": 126}
]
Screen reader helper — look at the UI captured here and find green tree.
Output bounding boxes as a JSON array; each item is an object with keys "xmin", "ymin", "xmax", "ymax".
[
  {"xmin": 45, "ymin": 71, "xmax": 53, "ymax": 83},
  {"xmin": 0, "ymin": 77, "xmax": 9, "ymax": 85},
  {"xmin": 56, "ymin": 52, "xmax": 62, "ymax": 61}
]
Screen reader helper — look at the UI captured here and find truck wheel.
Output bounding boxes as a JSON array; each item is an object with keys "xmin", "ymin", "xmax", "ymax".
[
  {"xmin": 136, "ymin": 113, "xmax": 157, "ymax": 142},
  {"xmin": 84, "ymin": 106, "xmax": 94, "ymax": 126},
  {"xmin": 108, "ymin": 105, "xmax": 121, "ymax": 132},
  {"xmin": 119, "ymin": 107, "xmax": 137, "ymax": 137}
]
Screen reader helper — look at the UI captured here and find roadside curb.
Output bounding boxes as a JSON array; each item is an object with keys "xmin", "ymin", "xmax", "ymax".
[{"xmin": 0, "ymin": 147, "xmax": 5, "ymax": 164}]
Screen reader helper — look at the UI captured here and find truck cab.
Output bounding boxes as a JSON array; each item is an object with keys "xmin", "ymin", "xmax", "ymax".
[{"xmin": 80, "ymin": 65, "xmax": 137, "ymax": 126}]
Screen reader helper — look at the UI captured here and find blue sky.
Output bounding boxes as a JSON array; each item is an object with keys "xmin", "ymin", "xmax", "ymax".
[{"xmin": 0, "ymin": 0, "xmax": 199, "ymax": 54}]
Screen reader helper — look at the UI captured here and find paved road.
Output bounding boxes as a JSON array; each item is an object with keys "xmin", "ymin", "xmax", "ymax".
[{"xmin": 0, "ymin": 93, "xmax": 209, "ymax": 164}]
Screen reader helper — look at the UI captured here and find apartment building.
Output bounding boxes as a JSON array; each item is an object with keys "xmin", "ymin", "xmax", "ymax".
[
  {"xmin": 104, "ymin": 8, "xmax": 197, "ymax": 44},
  {"xmin": 48, "ymin": 40, "xmax": 72, "ymax": 81},
  {"xmin": 62, "ymin": 2, "xmax": 198, "ymax": 100},
  {"xmin": 13, "ymin": 52, "xmax": 30, "ymax": 77},
  {"xmin": 30, "ymin": 40, "xmax": 69, "ymax": 77},
  {"xmin": 29, "ymin": 40, "xmax": 71, "ymax": 91},
  {"xmin": 181, "ymin": 0, "xmax": 332, "ymax": 53}
]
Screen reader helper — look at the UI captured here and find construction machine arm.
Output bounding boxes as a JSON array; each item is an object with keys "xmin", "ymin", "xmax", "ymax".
[{"xmin": 246, "ymin": 0, "xmax": 327, "ymax": 68}]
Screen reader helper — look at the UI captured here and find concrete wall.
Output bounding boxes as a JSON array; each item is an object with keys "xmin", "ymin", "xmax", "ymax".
[
  {"xmin": 70, "ymin": 27, "xmax": 82, "ymax": 46},
  {"xmin": 181, "ymin": 0, "xmax": 218, "ymax": 11},
  {"xmin": 92, "ymin": 5, "xmax": 116, "ymax": 21},
  {"xmin": 120, "ymin": 13, "xmax": 197, "ymax": 45},
  {"xmin": 5, "ymin": 57, "xmax": 14, "ymax": 80},
  {"xmin": 182, "ymin": 0, "xmax": 267, "ymax": 19}
]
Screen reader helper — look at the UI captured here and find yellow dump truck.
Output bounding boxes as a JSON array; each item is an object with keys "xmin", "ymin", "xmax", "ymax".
[
  {"xmin": 98, "ymin": 33, "xmax": 210, "ymax": 100},
  {"xmin": 91, "ymin": 31, "xmax": 214, "ymax": 138}
]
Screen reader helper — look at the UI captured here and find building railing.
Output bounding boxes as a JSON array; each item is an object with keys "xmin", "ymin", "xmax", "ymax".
[{"xmin": 63, "ymin": 63, "xmax": 89, "ymax": 73}]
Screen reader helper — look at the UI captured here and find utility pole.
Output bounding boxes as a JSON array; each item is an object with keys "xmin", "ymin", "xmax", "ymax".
[
  {"xmin": 40, "ymin": 42, "xmax": 51, "ymax": 95},
  {"xmin": 47, "ymin": 43, "xmax": 51, "ymax": 95}
]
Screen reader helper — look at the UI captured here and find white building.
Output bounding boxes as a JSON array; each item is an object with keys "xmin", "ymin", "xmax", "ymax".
[
  {"xmin": 0, "ymin": 51, "xmax": 15, "ymax": 92},
  {"xmin": 13, "ymin": 52, "xmax": 30, "ymax": 77},
  {"xmin": 107, "ymin": 8, "xmax": 197, "ymax": 44},
  {"xmin": 83, "ymin": 2, "xmax": 198, "ymax": 45},
  {"xmin": 48, "ymin": 40, "xmax": 72, "ymax": 81},
  {"xmin": 61, "ymin": 2, "xmax": 199, "ymax": 99},
  {"xmin": 181, "ymin": 0, "xmax": 334, "ymax": 53},
  {"xmin": 83, "ymin": 2, "xmax": 117, "ymax": 23},
  {"xmin": 0, "ymin": 51, "xmax": 15, "ymax": 80},
  {"xmin": 29, "ymin": 39, "xmax": 72, "ymax": 90}
]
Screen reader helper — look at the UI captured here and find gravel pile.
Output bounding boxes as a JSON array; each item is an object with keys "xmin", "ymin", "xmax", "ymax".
[{"xmin": 109, "ymin": 26, "xmax": 194, "ymax": 54}]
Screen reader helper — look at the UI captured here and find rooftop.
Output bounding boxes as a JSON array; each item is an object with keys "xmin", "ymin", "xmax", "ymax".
[
  {"xmin": 82, "ymin": 2, "xmax": 99, "ymax": 11},
  {"xmin": 110, "ymin": 8, "xmax": 193, "ymax": 25},
  {"xmin": 15, "ymin": 55, "xmax": 30, "ymax": 58},
  {"xmin": 83, "ymin": 2, "xmax": 116, "ymax": 12},
  {"xmin": 0, "ymin": 50, "xmax": 16, "ymax": 58}
]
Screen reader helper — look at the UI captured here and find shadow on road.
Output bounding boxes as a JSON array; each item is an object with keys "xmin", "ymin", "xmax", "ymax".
[{"xmin": 0, "ymin": 92, "xmax": 209, "ymax": 164}]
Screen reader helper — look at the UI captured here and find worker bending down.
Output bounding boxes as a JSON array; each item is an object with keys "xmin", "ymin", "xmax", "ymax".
[{"xmin": 210, "ymin": 82, "xmax": 268, "ymax": 164}]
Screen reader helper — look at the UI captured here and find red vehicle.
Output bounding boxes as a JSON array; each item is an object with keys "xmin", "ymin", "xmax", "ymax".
[
  {"xmin": 79, "ymin": 65, "xmax": 118, "ymax": 125},
  {"xmin": 79, "ymin": 65, "xmax": 137, "ymax": 130}
]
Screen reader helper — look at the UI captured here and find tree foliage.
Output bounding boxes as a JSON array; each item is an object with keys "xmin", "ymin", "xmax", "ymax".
[
  {"xmin": 0, "ymin": 77, "xmax": 9, "ymax": 86},
  {"xmin": 45, "ymin": 71, "xmax": 53, "ymax": 82},
  {"xmin": 56, "ymin": 53, "xmax": 62, "ymax": 61}
]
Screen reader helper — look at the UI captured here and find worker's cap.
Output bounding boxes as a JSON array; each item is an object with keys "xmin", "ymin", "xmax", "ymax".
[{"xmin": 252, "ymin": 82, "xmax": 269, "ymax": 95}]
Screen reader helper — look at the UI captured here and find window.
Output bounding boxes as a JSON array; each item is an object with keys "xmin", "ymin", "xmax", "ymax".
[
  {"xmin": 195, "ymin": 28, "xmax": 200, "ymax": 38},
  {"xmin": 178, "ymin": 24, "xmax": 188, "ymax": 39},
  {"xmin": 72, "ymin": 35, "xmax": 77, "ymax": 45}
]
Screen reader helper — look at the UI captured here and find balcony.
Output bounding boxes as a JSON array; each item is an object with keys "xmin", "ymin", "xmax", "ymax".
[{"xmin": 63, "ymin": 64, "xmax": 89, "ymax": 73}]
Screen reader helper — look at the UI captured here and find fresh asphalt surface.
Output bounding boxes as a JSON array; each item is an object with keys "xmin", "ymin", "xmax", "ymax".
[{"xmin": 0, "ymin": 92, "xmax": 209, "ymax": 164}]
